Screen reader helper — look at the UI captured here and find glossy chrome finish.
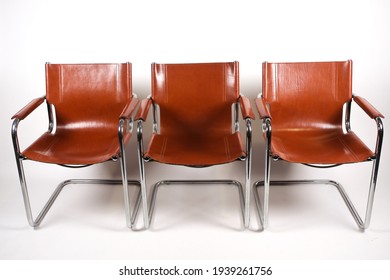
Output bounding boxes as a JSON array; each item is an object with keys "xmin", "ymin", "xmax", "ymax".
[
  {"xmin": 148, "ymin": 180, "xmax": 246, "ymax": 228},
  {"xmin": 137, "ymin": 104, "xmax": 252, "ymax": 229},
  {"xmin": 46, "ymin": 101, "xmax": 55, "ymax": 133},
  {"xmin": 12, "ymin": 115, "xmax": 142, "ymax": 229},
  {"xmin": 12, "ymin": 148, "xmax": 141, "ymax": 228},
  {"xmin": 118, "ymin": 118, "xmax": 132, "ymax": 228},
  {"xmin": 261, "ymin": 117, "xmax": 272, "ymax": 229},
  {"xmin": 254, "ymin": 178, "xmax": 377, "ymax": 231},
  {"xmin": 364, "ymin": 117, "xmax": 384, "ymax": 229},
  {"xmin": 152, "ymin": 101, "xmax": 159, "ymax": 133},
  {"xmin": 137, "ymin": 120, "xmax": 150, "ymax": 229},
  {"xmin": 12, "ymin": 118, "xmax": 33, "ymax": 225},
  {"xmin": 244, "ymin": 118, "xmax": 252, "ymax": 228},
  {"xmin": 234, "ymin": 102, "xmax": 240, "ymax": 132},
  {"xmin": 254, "ymin": 94, "xmax": 384, "ymax": 231},
  {"xmin": 254, "ymin": 118, "xmax": 383, "ymax": 231},
  {"xmin": 345, "ymin": 100, "xmax": 352, "ymax": 132}
]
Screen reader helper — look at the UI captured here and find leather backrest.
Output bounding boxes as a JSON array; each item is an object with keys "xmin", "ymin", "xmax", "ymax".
[
  {"xmin": 262, "ymin": 60, "xmax": 352, "ymax": 130},
  {"xmin": 151, "ymin": 62, "xmax": 239, "ymax": 135},
  {"xmin": 46, "ymin": 63, "xmax": 132, "ymax": 130}
]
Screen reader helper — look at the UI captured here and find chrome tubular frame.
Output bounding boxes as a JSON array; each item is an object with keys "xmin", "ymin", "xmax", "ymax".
[
  {"xmin": 256, "ymin": 117, "xmax": 272, "ymax": 229},
  {"xmin": 234, "ymin": 102, "xmax": 240, "ymax": 132},
  {"xmin": 137, "ymin": 120, "xmax": 150, "ymax": 229},
  {"xmin": 365, "ymin": 117, "xmax": 384, "ymax": 228},
  {"xmin": 254, "ymin": 113, "xmax": 384, "ymax": 231},
  {"xmin": 46, "ymin": 102, "xmax": 55, "ymax": 133},
  {"xmin": 344, "ymin": 100, "xmax": 352, "ymax": 132},
  {"xmin": 11, "ymin": 112, "xmax": 142, "ymax": 229},
  {"xmin": 118, "ymin": 117, "xmax": 137, "ymax": 229},
  {"xmin": 148, "ymin": 180, "xmax": 246, "ymax": 227},
  {"xmin": 137, "ymin": 101, "xmax": 252, "ymax": 230},
  {"xmin": 244, "ymin": 118, "xmax": 252, "ymax": 228}
]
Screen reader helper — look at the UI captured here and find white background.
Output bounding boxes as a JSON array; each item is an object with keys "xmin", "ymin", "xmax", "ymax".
[{"xmin": 1, "ymin": 0, "xmax": 390, "ymax": 267}]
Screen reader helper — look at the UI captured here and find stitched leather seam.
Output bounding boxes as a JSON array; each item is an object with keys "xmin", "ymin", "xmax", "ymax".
[
  {"xmin": 224, "ymin": 136, "xmax": 230, "ymax": 161},
  {"xmin": 161, "ymin": 137, "xmax": 168, "ymax": 161},
  {"xmin": 59, "ymin": 65, "xmax": 63, "ymax": 102}
]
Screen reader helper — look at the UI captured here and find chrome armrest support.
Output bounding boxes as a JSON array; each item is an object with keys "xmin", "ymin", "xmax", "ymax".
[
  {"xmin": 374, "ymin": 117, "xmax": 384, "ymax": 159},
  {"xmin": 244, "ymin": 118, "xmax": 252, "ymax": 229},
  {"xmin": 245, "ymin": 118, "xmax": 252, "ymax": 158},
  {"xmin": 136, "ymin": 119, "xmax": 150, "ymax": 228},
  {"xmin": 152, "ymin": 101, "xmax": 159, "ymax": 133},
  {"xmin": 118, "ymin": 118, "xmax": 132, "ymax": 143},
  {"xmin": 11, "ymin": 118, "xmax": 22, "ymax": 158},
  {"xmin": 234, "ymin": 102, "xmax": 240, "ymax": 132},
  {"xmin": 344, "ymin": 100, "xmax": 352, "ymax": 132},
  {"xmin": 137, "ymin": 120, "xmax": 144, "ymax": 154},
  {"xmin": 262, "ymin": 117, "xmax": 273, "ymax": 159},
  {"xmin": 118, "ymin": 116, "xmax": 134, "ymax": 137},
  {"xmin": 47, "ymin": 102, "xmax": 55, "ymax": 133},
  {"xmin": 262, "ymin": 117, "xmax": 272, "ymax": 137}
]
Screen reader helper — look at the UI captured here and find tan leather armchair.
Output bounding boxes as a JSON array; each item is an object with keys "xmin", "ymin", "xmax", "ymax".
[
  {"xmin": 11, "ymin": 63, "xmax": 145, "ymax": 229},
  {"xmin": 136, "ymin": 62, "xmax": 255, "ymax": 229},
  {"xmin": 254, "ymin": 60, "xmax": 384, "ymax": 231}
]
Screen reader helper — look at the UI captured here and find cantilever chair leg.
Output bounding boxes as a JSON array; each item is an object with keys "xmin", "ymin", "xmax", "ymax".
[
  {"xmin": 137, "ymin": 117, "xmax": 252, "ymax": 230},
  {"xmin": 148, "ymin": 180, "xmax": 246, "ymax": 229},
  {"xmin": 136, "ymin": 63, "xmax": 254, "ymax": 230},
  {"xmin": 11, "ymin": 63, "xmax": 142, "ymax": 229},
  {"xmin": 137, "ymin": 120, "xmax": 150, "ymax": 229},
  {"xmin": 13, "ymin": 148, "xmax": 141, "ymax": 229},
  {"xmin": 254, "ymin": 158, "xmax": 382, "ymax": 231},
  {"xmin": 254, "ymin": 117, "xmax": 383, "ymax": 231},
  {"xmin": 244, "ymin": 119, "xmax": 252, "ymax": 229},
  {"xmin": 254, "ymin": 61, "xmax": 384, "ymax": 232}
]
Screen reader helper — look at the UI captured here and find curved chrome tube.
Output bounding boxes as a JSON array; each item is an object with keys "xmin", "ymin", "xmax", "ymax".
[
  {"xmin": 244, "ymin": 118, "xmax": 252, "ymax": 228},
  {"xmin": 137, "ymin": 120, "xmax": 150, "ymax": 229},
  {"xmin": 118, "ymin": 118, "xmax": 132, "ymax": 228},
  {"xmin": 11, "ymin": 116, "xmax": 141, "ymax": 229},
  {"xmin": 253, "ymin": 176, "xmax": 382, "ymax": 231},
  {"xmin": 148, "ymin": 180, "xmax": 246, "ymax": 229}
]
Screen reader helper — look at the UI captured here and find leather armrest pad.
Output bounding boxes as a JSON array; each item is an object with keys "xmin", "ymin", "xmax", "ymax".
[
  {"xmin": 353, "ymin": 96, "xmax": 384, "ymax": 119},
  {"xmin": 120, "ymin": 96, "xmax": 139, "ymax": 119},
  {"xmin": 255, "ymin": 97, "xmax": 271, "ymax": 119},
  {"xmin": 135, "ymin": 98, "xmax": 152, "ymax": 121},
  {"xmin": 12, "ymin": 97, "xmax": 45, "ymax": 120},
  {"xmin": 239, "ymin": 95, "xmax": 255, "ymax": 120}
]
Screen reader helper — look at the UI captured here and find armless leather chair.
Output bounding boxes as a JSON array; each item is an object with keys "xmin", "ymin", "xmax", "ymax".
[
  {"xmin": 136, "ymin": 62, "xmax": 255, "ymax": 229},
  {"xmin": 11, "ymin": 63, "xmax": 145, "ymax": 229},
  {"xmin": 254, "ymin": 60, "xmax": 384, "ymax": 231}
]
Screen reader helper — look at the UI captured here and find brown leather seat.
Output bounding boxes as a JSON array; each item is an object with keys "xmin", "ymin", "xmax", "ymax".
[
  {"xmin": 145, "ymin": 132, "xmax": 245, "ymax": 166},
  {"xmin": 140, "ymin": 62, "xmax": 252, "ymax": 166},
  {"xmin": 259, "ymin": 60, "xmax": 378, "ymax": 164},
  {"xmin": 11, "ymin": 63, "xmax": 143, "ymax": 228},
  {"xmin": 18, "ymin": 63, "xmax": 134, "ymax": 165},
  {"xmin": 269, "ymin": 127, "xmax": 373, "ymax": 164},
  {"xmin": 136, "ymin": 61, "xmax": 255, "ymax": 228},
  {"xmin": 254, "ymin": 60, "xmax": 384, "ymax": 230}
]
